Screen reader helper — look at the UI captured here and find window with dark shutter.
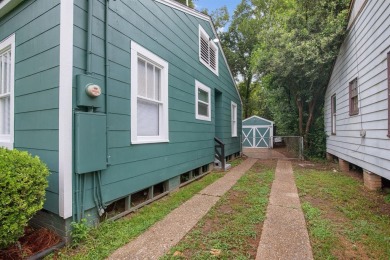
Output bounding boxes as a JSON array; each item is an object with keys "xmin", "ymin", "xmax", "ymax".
[{"xmin": 349, "ymin": 78, "xmax": 359, "ymax": 116}]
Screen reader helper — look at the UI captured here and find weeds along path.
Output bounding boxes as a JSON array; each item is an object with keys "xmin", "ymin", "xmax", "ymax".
[
  {"xmin": 162, "ymin": 160, "xmax": 275, "ymax": 259},
  {"xmin": 108, "ymin": 158, "xmax": 258, "ymax": 260}
]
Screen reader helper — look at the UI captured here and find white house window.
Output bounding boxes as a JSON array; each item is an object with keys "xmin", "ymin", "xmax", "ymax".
[
  {"xmin": 331, "ymin": 94, "xmax": 336, "ymax": 135},
  {"xmin": 0, "ymin": 34, "xmax": 15, "ymax": 149},
  {"xmin": 231, "ymin": 101, "xmax": 237, "ymax": 137},
  {"xmin": 195, "ymin": 80, "xmax": 211, "ymax": 121},
  {"xmin": 199, "ymin": 25, "xmax": 219, "ymax": 75},
  {"xmin": 131, "ymin": 41, "xmax": 169, "ymax": 144},
  {"xmin": 349, "ymin": 78, "xmax": 359, "ymax": 116}
]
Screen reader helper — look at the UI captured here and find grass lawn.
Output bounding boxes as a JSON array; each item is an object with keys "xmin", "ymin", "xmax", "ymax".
[
  {"xmin": 48, "ymin": 159, "xmax": 248, "ymax": 260},
  {"xmin": 161, "ymin": 161, "xmax": 276, "ymax": 259},
  {"xmin": 295, "ymin": 163, "xmax": 390, "ymax": 259}
]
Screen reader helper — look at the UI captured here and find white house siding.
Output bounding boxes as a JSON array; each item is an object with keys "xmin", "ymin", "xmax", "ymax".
[{"xmin": 325, "ymin": 0, "xmax": 390, "ymax": 180}]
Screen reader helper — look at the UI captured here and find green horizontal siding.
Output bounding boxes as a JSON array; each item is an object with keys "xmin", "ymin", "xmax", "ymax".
[
  {"xmin": 73, "ymin": 0, "xmax": 241, "ymax": 210},
  {"xmin": 0, "ymin": 0, "xmax": 61, "ymax": 214}
]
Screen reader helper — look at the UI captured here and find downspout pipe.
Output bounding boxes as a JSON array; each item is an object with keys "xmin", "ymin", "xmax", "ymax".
[
  {"xmin": 105, "ymin": 0, "xmax": 109, "ymax": 164},
  {"xmin": 87, "ymin": 0, "xmax": 93, "ymax": 74}
]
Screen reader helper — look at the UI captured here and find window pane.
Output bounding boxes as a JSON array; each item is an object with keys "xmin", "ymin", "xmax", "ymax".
[
  {"xmin": 0, "ymin": 55, "xmax": 3, "ymax": 94},
  {"xmin": 155, "ymin": 68, "xmax": 161, "ymax": 101},
  {"xmin": 198, "ymin": 89, "xmax": 208, "ymax": 103},
  {"xmin": 198, "ymin": 102, "xmax": 208, "ymax": 117},
  {"xmin": 4, "ymin": 52, "xmax": 8, "ymax": 93},
  {"xmin": 138, "ymin": 59, "xmax": 146, "ymax": 97},
  {"xmin": 332, "ymin": 96, "xmax": 336, "ymax": 111},
  {"xmin": 0, "ymin": 96, "xmax": 10, "ymax": 135},
  {"xmin": 147, "ymin": 63, "xmax": 154, "ymax": 99},
  {"xmin": 353, "ymin": 97, "xmax": 358, "ymax": 112},
  {"xmin": 137, "ymin": 99, "xmax": 159, "ymax": 136}
]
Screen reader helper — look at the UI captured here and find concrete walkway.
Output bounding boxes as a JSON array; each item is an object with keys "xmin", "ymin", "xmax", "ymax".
[
  {"xmin": 256, "ymin": 160, "xmax": 313, "ymax": 260},
  {"xmin": 108, "ymin": 158, "xmax": 257, "ymax": 260}
]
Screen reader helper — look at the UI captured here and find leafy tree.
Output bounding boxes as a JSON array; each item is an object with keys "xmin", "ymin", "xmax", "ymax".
[
  {"xmin": 219, "ymin": 0, "xmax": 262, "ymax": 118},
  {"xmin": 199, "ymin": 6, "xmax": 229, "ymax": 33},
  {"xmin": 253, "ymin": 0, "xmax": 349, "ymax": 152},
  {"xmin": 174, "ymin": 0, "xmax": 196, "ymax": 8},
  {"xmin": 220, "ymin": 0, "xmax": 294, "ymax": 119}
]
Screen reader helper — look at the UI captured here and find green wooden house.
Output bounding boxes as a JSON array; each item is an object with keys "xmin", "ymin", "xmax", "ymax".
[{"xmin": 0, "ymin": 0, "xmax": 242, "ymax": 238}]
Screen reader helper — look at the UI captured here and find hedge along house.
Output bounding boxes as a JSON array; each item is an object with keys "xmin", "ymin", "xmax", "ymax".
[
  {"xmin": 242, "ymin": 116, "xmax": 274, "ymax": 148},
  {"xmin": 0, "ymin": 0, "xmax": 242, "ymax": 238},
  {"xmin": 324, "ymin": 0, "xmax": 390, "ymax": 190}
]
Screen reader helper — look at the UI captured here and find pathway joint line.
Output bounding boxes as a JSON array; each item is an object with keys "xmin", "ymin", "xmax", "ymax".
[
  {"xmin": 197, "ymin": 193, "xmax": 221, "ymax": 198},
  {"xmin": 268, "ymin": 203, "xmax": 300, "ymax": 210}
]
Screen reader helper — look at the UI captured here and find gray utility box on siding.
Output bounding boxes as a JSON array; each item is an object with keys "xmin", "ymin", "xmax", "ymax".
[{"xmin": 74, "ymin": 112, "xmax": 107, "ymax": 174}]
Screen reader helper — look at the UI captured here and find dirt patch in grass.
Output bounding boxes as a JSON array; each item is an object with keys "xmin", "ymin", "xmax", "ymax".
[
  {"xmin": 303, "ymin": 195, "xmax": 370, "ymax": 259},
  {"xmin": 295, "ymin": 162, "xmax": 390, "ymax": 259}
]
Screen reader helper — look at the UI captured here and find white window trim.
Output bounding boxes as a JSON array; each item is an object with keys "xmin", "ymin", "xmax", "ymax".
[
  {"xmin": 131, "ymin": 41, "xmax": 169, "ymax": 144},
  {"xmin": 0, "ymin": 34, "xmax": 15, "ymax": 150},
  {"xmin": 231, "ymin": 101, "xmax": 237, "ymax": 137},
  {"xmin": 331, "ymin": 94, "xmax": 336, "ymax": 135},
  {"xmin": 199, "ymin": 25, "xmax": 219, "ymax": 76},
  {"xmin": 195, "ymin": 80, "xmax": 211, "ymax": 121},
  {"xmin": 0, "ymin": 0, "xmax": 12, "ymax": 9}
]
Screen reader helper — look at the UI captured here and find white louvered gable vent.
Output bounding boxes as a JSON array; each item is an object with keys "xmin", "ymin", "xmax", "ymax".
[
  {"xmin": 199, "ymin": 25, "xmax": 218, "ymax": 75},
  {"xmin": 200, "ymin": 35, "xmax": 209, "ymax": 64}
]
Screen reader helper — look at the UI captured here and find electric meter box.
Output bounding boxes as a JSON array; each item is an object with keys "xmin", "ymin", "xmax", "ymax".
[
  {"xmin": 76, "ymin": 74, "xmax": 104, "ymax": 108},
  {"xmin": 75, "ymin": 112, "xmax": 107, "ymax": 174}
]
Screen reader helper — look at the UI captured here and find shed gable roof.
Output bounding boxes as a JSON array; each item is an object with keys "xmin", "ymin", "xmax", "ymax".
[{"xmin": 243, "ymin": 116, "xmax": 274, "ymax": 126}]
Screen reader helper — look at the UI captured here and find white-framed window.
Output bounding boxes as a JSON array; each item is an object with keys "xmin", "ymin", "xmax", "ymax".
[
  {"xmin": 231, "ymin": 101, "xmax": 237, "ymax": 137},
  {"xmin": 0, "ymin": 34, "xmax": 15, "ymax": 150},
  {"xmin": 331, "ymin": 94, "xmax": 336, "ymax": 135},
  {"xmin": 199, "ymin": 25, "xmax": 219, "ymax": 76},
  {"xmin": 130, "ymin": 41, "xmax": 169, "ymax": 144},
  {"xmin": 195, "ymin": 80, "xmax": 211, "ymax": 121}
]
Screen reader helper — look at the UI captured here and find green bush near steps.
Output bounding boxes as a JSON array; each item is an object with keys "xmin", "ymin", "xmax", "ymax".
[{"xmin": 0, "ymin": 148, "xmax": 49, "ymax": 249}]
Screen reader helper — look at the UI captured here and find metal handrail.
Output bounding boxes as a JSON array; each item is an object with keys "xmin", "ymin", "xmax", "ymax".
[{"xmin": 214, "ymin": 137, "xmax": 225, "ymax": 170}]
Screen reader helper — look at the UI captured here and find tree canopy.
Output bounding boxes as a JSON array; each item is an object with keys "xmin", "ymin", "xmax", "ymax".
[
  {"xmin": 219, "ymin": 0, "xmax": 350, "ymax": 157},
  {"xmin": 174, "ymin": 0, "xmax": 196, "ymax": 8}
]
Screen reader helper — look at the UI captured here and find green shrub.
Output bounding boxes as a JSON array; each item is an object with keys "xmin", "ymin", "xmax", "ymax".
[{"xmin": 0, "ymin": 148, "xmax": 49, "ymax": 249}]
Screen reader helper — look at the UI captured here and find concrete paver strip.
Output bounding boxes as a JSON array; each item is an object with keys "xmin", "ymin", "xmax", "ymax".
[
  {"xmin": 200, "ymin": 158, "xmax": 257, "ymax": 197},
  {"xmin": 243, "ymin": 148, "xmax": 287, "ymax": 160},
  {"xmin": 108, "ymin": 158, "xmax": 257, "ymax": 260},
  {"xmin": 256, "ymin": 160, "xmax": 313, "ymax": 260}
]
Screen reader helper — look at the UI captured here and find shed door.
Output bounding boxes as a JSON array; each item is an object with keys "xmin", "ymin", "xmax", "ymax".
[
  {"xmin": 242, "ymin": 126, "xmax": 271, "ymax": 148},
  {"xmin": 242, "ymin": 127, "xmax": 254, "ymax": 147}
]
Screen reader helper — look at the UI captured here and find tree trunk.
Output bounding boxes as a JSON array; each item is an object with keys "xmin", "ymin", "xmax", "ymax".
[
  {"xmin": 244, "ymin": 73, "xmax": 253, "ymax": 118},
  {"xmin": 295, "ymin": 96, "xmax": 304, "ymax": 137},
  {"xmin": 305, "ymin": 100, "xmax": 316, "ymax": 136}
]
